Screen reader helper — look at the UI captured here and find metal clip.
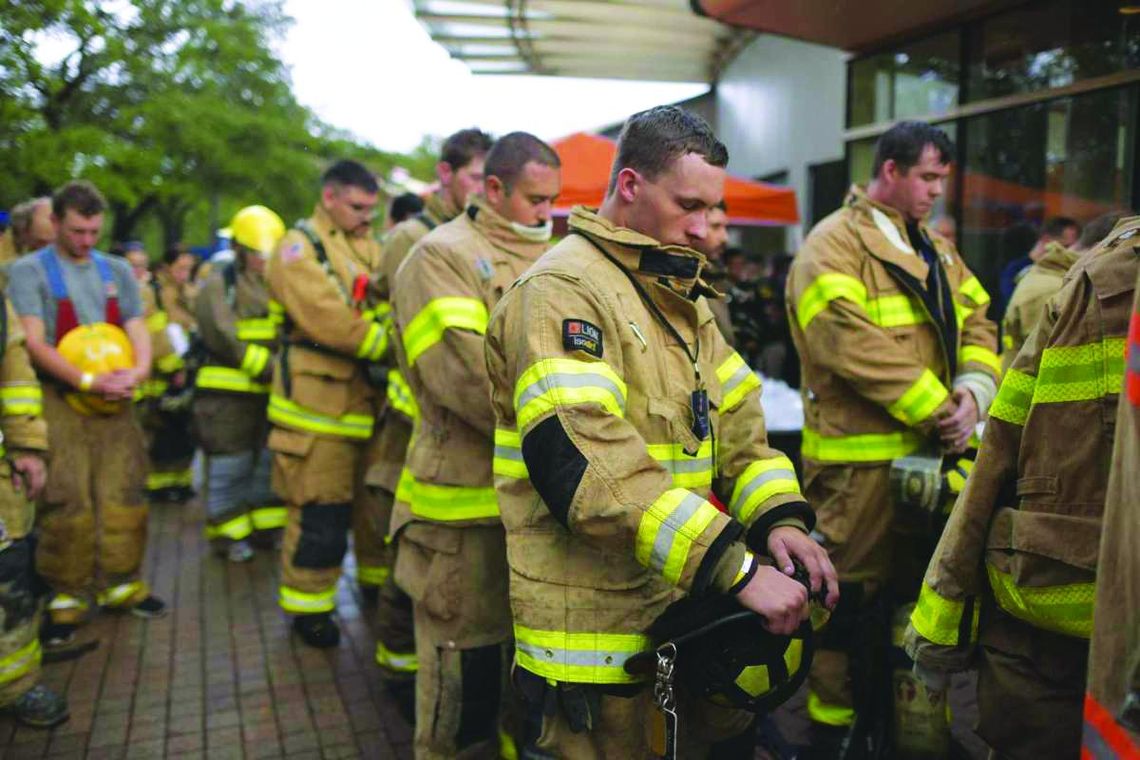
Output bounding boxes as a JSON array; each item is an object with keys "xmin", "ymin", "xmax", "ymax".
[{"xmin": 653, "ymin": 643, "xmax": 679, "ymax": 760}]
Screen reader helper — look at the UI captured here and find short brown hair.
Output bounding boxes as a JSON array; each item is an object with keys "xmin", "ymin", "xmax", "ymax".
[
  {"xmin": 608, "ymin": 106, "xmax": 728, "ymax": 193},
  {"xmin": 52, "ymin": 180, "xmax": 106, "ymax": 219},
  {"xmin": 441, "ymin": 128, "xmax": 493, "ymax": 171},
  {"xmin": 484, "ymin": 132, "xmax": 560, "ymax": 193}
]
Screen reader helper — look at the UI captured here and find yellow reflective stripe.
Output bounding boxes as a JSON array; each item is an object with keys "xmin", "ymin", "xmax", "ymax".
[
  {"xmin": 0, "ymin": 639, "xmax": 41, "ymax": 686},
  {"xmin": 910, "ymin": 581, "xmax": 978, "ymax": 647},
  {"xmin": 147, "ymin": 470, "xmax": 193, "ymax": 490},
  {"xmin": 986, "ymin": 563, "xmax": 1093, "ymax": 638},
  {"xmin": 801, "ymin": 426, "xmax": 924, "ymax": 463},
  {"xmin": 395, "ymin": 467, "xmax": 414, "ymax": 504},
  {"xmin": 235, "ymin": 318, "xmax": 277, "ymax": 342},
  {"xmin": 145, "ymin": 310, "xmax": 169, "ymax": 332},
  {"xmin": 887, "ymin": 369, "xmax": 949, "ymax": 426},
  {"xmin": 807, "ymin": 691, "xmax": 855, "ymax": 727},
  {"xmin": 156, "ymin": 352, "xmax": 184, "ymax": 374},
  {"xmin": 279, "ymin": 584, "xmax": 337, "ymax": 614},
  {"xmin": 646, "ymin": 440, "xmax": 714, "ymax": 491},
  {"xmin": 716, "ymin": 353, "xmax": 761, "ymax": 412},
  {"xmin": 634, "ymin": 488, "xmax": 721, "ymax": 585},
  {"xmin": 403, "ymin": 297, "xmax": 489, "ymax": 366},
  {"xmin": 250, "ymin": 506, "xmax": 287, "ymax": 530},
  {"xmin": 205, "ymin": 513, "xmax": 254, "ymax": 541},
  {"xmin": 990, "ymin": 368, "xmax": 1036, "ymax": 425},
  {"xmin": 0, "ymin": 382, "xmax": 42, "ymax": 416},
  {"xmin": 267, "ymin": 394, "xmax": 373, "ymax": 439},
  {"xmin": 241, "ymin": 344, "xmax": 271, "ymax": 377},
  {"xmin": 196, "ymin": 366, "xmax": 270, "ymax": 394},
  {"xmin": 357, "ymin": 566, "xmax": 390, "ymax": 586},
  {"xmin": 1002, "ymin": 334, "xmax": 1014, "ymax": 351},
  {"xmin": 729, "ymin": 456, "xmax": 801, "ymax": 523},
  {"xmin": 48, "ymin": 594, "xmax": 88, "ymax": 612},
  {"xmin": 1034, "ymin": 337, "xmax": 1126, "ymax": 405},
  {"xmin": 513, "ymin": 623, "xmax": 651, "ymax": 684},
  {"xmin": 407, "ymin": 477, "xmax": 499, "ymax": 521},
  {"xmin": 796, "ymin": 273, "xmax": 868, "ymax": 330},
  {"xmin": 734, "ymin": 638, "xmax": 802, "ymax": 698},
  {"xmin": 355, "ymin": 321, "xmax": 388, "ymax": 362},
  {"xmin": 514, "ymin": 358, "xmax": 627, "ymax": 431},
  {"xmin": 961, "ymin": 345, "xmax": 1001, "ymax": 375},
  {"xmin": 493, "ymin": 428, "xmax": 529, "ymax": 479},
  {"xmin": 267, "ymin": 299, "xmax": 286, "ymax": 324},
  {"xmin": 135, "ymin": 379, "xmax": 169, "ymax": 399},
  {"xmin": 867, "ymin": 294, "xmax": 928, "ymax": 328},
  {"xmin": 959, "ymin": 276, "xmax": 991, "ymax": 307},
  {"xmin": 99, "ymin": 581, "xmax": 147, "ymax": 608},
  {"xmin": 375, "ymin": 641, "xmax": 418, "ymax": 673},
  {"xmin": 386, "ymin": 369, "xmax": 419, "ymax": 421}
]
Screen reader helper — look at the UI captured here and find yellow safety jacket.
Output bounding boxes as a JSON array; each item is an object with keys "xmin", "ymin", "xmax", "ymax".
[
  {"xmin": 485, "ymin": 207, "xmax": 811, "ymax": 685},
  {"xmin": 133, "ymin": 280, "xmax": 182, "ymax": 400},
  {"xmin": 1001, "ymin": 241, "xmax": 1080, "ymax": 372},
  {"xmin": 265, "ymin": 205, "xmax": 387, "ymax": 448},
  {"xmin": 787, "ymin": 185, "xmax": 999, "ymax": 467},
  {"xmin": 390, "ymin": 196, "xmax": 549, "ymax": 528},
  {"xmin": 0, "ymin": 299, "xmax": 47, "ymax": 537},
  {"xmin": 905, "ymin": 217, "xmax": 1140, "ymax": 672}
]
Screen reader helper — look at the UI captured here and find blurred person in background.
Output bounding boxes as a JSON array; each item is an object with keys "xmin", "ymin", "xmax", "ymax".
[
  {"xmin": 386, "ymin": 192, "xmax": 425, "ymax": 230},
  {"xmin": 998, "ymin": 216, "xmax": 1080, "ymax": 313},
  {"xmin": 692, "ymin": 200, "xmax": 736, "ymax": 345}
]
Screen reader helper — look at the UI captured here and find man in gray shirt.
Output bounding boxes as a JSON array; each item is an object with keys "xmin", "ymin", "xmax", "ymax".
[{"xmin": 7, "ymin": 180, "xmax": 167, "ymax": 649}]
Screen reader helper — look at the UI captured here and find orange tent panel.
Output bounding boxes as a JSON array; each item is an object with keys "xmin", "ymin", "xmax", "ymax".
[{"xmin": 551, "ymin": 132, "xmax": 799, "ymax": 226}]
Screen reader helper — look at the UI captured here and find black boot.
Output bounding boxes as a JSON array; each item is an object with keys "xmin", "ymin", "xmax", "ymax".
[
  {"xmin": 7, "ymin": 684, "xmax": 69, "ymax": 728},
  {"xmin": 293, "ymin": 613, "xmax": 340, "ymax": 648}
]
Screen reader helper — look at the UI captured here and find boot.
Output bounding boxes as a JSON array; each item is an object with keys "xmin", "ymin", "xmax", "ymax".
[
  {"xmin": 7, "ymin": 684, "xmax": 69, "ymax": 729},
  {"xmin": 293, "ymin": 613, "xmax": 340, "ymax": 648}
]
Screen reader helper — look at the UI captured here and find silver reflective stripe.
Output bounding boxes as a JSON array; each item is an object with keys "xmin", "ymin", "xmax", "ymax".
[
  {"xmin": 516, "ymin": 372, "xmax": 626, "ymax": 411},
  {"xmin": 494, "ymin": 445, "xmax": 525, "ymax": 463},
  {"xmin": 721, "ymin": 364, "xmax": 751, "ymax": 396},
  {"xmin": 734, "ymin": 467, "xmax": 797, "ymax": 509},
  {"xmin": 649, "ymin": 492, "xmax": 707, "ymax": 575},
  {"xmin": 516, "ymin": 640, "xmax": 632, "ymax": 669},
  {"xmin": 665, "ymin": 456, "xmax": 712, "ymax": 474}
]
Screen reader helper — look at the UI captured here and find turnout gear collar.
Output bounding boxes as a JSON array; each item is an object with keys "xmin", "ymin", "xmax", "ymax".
[
  {"xmin": 309, "ymin": 203, "xmax": 374, "ymax": 273},
  {"xmin": 845, "ymin": 184, "xmax": 945, "ymax": 286},
  {"xmin": 466, "ymin": 195, "xmax": 550, "ymax": 261},
  {"xmin": 1037, "ymin": 241, "xmax": 1081, "ymax": 276},
  {"xmin": 423, "ymin": 191, "xmax": 461, "ymax": 228},
  {"xmin": 567, "ymin": 206, "xmax": 716, "ymax": 300}
]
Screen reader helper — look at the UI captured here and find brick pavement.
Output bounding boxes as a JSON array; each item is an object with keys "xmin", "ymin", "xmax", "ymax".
[{"xmin": 0, "ymin": 500, "xmax": 413, "ymax": 759}]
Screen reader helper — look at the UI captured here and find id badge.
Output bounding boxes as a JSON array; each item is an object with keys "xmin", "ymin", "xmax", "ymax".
[{"xmin": 690, "ymin": 388, "xmax": 710, "ymax": 440}]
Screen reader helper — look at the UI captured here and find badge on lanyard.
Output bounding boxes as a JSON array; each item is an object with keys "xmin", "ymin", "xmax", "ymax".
[{"xmin": 690, "ymin": 388, "xmax": 709, "ymax": 441}]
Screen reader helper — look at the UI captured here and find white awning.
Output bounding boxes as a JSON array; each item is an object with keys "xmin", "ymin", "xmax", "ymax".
[{"xmin": 411, "ymin": 0, "xmax": 753, "ymax": 83}]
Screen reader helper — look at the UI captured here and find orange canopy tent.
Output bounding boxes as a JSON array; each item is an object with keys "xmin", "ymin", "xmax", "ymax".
[{"xmin": 551, "ymin": 132, "xmax": 800, "ymax": 226}]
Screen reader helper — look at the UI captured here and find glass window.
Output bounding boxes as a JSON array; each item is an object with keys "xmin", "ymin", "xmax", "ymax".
[
  {"xmin": 967, "ymin": 0, "xmax": 1140, "ymax": 101},
  {"xmin": 849, "ymin": 31, "xmax": 960, "ymax": 127},
  {"xmin": 959, "ymin": 86, "xmax": 1138, "ymax": 308}
]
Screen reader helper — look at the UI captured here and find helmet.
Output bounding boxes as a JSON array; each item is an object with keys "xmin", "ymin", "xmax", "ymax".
[
  {"xmin": 57, "ymin": 323, "xmax": 135, "ymax": 415},
  {"xmin": 229, "ymin": 205, "xmax": 285, "ymax": 256}
]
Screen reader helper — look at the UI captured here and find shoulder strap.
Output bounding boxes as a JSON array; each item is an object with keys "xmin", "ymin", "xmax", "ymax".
[
  {"xmin": 222, "ymin": 261, "xmax": 238, "ymax": 310},
  {"xmin": 0, "ymin": 293, "xmax": 7, "ymax": 365},
  {"xmin": 90, "ymin": 252, "xmax": 116, "ymax": 289},
  {"xmin": 37, "ymin": 248, "xmax": 69, "ymax": 300},
  {"xmin": 415, "ymin": 213, "xmax": 437, "ymax": 232},
  {"xmin": 295, "ymin": 220, "xmax": 331, "ymax": 268}
]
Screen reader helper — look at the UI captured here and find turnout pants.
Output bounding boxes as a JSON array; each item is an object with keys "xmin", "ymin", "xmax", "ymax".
[
  {"xmin": 0, "ymin": 469, "xmax": 43, "ymax": 705},
  {"xmin": 394, "ymin": 522, "xmax": 512, "ymax": 759},
  {"xmin": 38, "ymin": 387, "xmax": 151, "ymax": 624},
  {"xmin": 203, "ymin": 448, "xmax": 285, "ymax": 548}
]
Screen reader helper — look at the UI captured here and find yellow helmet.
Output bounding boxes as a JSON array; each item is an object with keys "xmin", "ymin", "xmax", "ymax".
[
  {"xmin": 57, "ymin": 323, "xmax": 135, "ymax": 415},
  {"xmin": 229, "ymin": 205, "xmax": 286, "ymax": 256}
]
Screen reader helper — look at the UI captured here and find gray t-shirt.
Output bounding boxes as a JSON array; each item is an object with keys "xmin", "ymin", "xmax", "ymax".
[{"xmin": 8, "ymin": 246, "xmax": 143, "ymax": 346}]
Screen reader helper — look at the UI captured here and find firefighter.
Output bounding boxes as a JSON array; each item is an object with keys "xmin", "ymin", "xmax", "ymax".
[
  {"xmin": 0, "ymin": 296, "xmax": 70, "ymax": 727},
  {"xmin": 193, "ymin": 205, "xmax": 287, "ymax": 562},
  {"xmin": 366, "ymin": 128, "xmax": 492, "ymax": 677},
  {"xmin": 785, "ymin": 121, "xmax": 999, "ymax": 744},
  {"xmin": 906, "ymin": 215, "xmax": 1140, "ymax": 759},
  {"xmin": 1002, "ymin": 211, "xmax": 1129, "ymax": 371},
  {"xmin": 390, "ymin": 131, "xmax": 561, "ymax": 759},
  {"xmin": 7, "ymin": 180, "xmax": 166, "ymax": 648},
  {"xmin": 266, "ymin": 160, "xmax": 387, "ymax": 648},
  {"xmin": 484, "ymin": 106, "xmax": 837, "ymax": 757},
  {"xmin": 1083, "ymin": 216, "xmax": 1140, "ymax": 758}
]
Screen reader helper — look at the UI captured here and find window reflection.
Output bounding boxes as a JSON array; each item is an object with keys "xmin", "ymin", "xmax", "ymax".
[{"xmin": 849, "ymin": 31, "xmax": 960, "ymax": 127}]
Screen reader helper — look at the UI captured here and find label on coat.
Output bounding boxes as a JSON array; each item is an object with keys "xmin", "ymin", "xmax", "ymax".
[{"xmin": 563, "ymin": 319, "xmax": 603, "ymax": 358}]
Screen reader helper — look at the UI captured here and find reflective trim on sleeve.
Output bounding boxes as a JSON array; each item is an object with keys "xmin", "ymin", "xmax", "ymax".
[
  {"xmin": 715, "ymin": 353, "xmax": 761, "ymax": 412},
  {"xmin": 235, "ymin": 317, "xmax": 278, "ymax": 342},
  {"xmin": 910, "ymin": 581, "xmax": 979, "ymax": 647},
  {"xmin": 1033, "ymin": 337, "xmax": 1126, "ymax": 405},
  {"xmin": 0, "ymin": 639, "xmax": 41, "ymax": 687},
  {"xmin": 807, "ymin": 691, "xmax": 855, "ymax": 727},
  {"xmin": 196, "ymin": 366, "xmax": 270, "ymax": 394},
  {"xmin": 990, "ymin": 368, "xmax": 1036, "ymax": 426},
  {"xmin": 402, "ymin": 297, "xmax": 489, "ymax": 366},
  {"xmin": 728, "ymin": 456, "xmax": 801, "ymax": 524},
  {"xmin": 986, "ymin": 563, "xmax": 1094, "ymax": 639},
  {"xmin": 796, "ymin": 273, "xmax": 868, "ymax": 330},
  {"xmin": 355, "ymin": 321, "xmax": 388, "ymax": 362},
  {"xmin": 279, "ymin": 584, "xmax": 337, "ymax": 614},
  {"xmin": 267, "ymin": 394, "xmax": 374, "ymax": 440},
  {"xmin": 513, "ymin": 623, "xmax": 651, "ymax": 684},
  {"xmin": 357, "ymin": 566, "xmax": 390, "ymax": 587},
  {"xmin": 801, "ymin": 426, "xmax": 924, "ymax": 463},
  {"xmin": 250, "ymin": 506, "xmax": 287, "ymax": 530},
  {"xmin": 0, "ymin": 382, "xmax": 43, "ymax": 417},
  {"xmin": 634, "ymin": 488, "xmax": 722, "ymax": 586},
  {"xmin": 959, "ymin": 276, "xmax": 991, "ymax": 307},
  {"xmin": 386, "ymin": 369, "xmax": 419, "ymax": 421},
  {"xmin": 145, "ymin": 310, "xmax": 169, "ymax": 333},
  {"xmin": 407, "ymin": 477, "xmax": 499, "ymax": 521},
  {"xmin": 267, "ymin": 299, "xmax": 286, "ymax": 325},
  {"xmin": 205, "ymin": 513, "xmax": 254, "ymax": 542},
  {"xmin": 887, "ymin": 369, "xmax": 950, "ymax": 427},
  {"xmin": 961, "ymin": 345, "xmax": 1001, "ymax": 375},
  {"xmin": 156, "ymin": 352, "xmax": 184, "ymax": 374},
  {"xmin": 240, "ymin": 344, "xmax": 271, "ymax": 377},
  {"xmin": 867, "ymin": 294, "xmax": 927, "ymax": 329},
  {"xmin": 493, "ymin": 428, "xmax": 529, "ymax": 479},
  {"xmin": 514, "ymin": 358, "xmax": 627, "ymax": 431},
  {"xmin": 646, "ymin": 440, "xmax": 714, "ymax": 491}
]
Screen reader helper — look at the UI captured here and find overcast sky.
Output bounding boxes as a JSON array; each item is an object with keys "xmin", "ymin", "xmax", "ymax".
[{"xmin": 279, "ymin": 0, "xmax": 707, "ymax": 153}]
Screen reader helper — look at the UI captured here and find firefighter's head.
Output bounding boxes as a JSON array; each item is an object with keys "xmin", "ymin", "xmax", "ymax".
[
  {"xmin": 320, "ymin": 159, "xmax": 380, "ymax": 239},
  {"xmin": 438, "ymin": 128, "xmax": 494, "ymax": 213},
  {"xmin": 230, "ymin": 204, "xmax": 286, "ymax": 275},
  {"xmin": 51, "ymin": 181, "xmax": 106, "ymax": 260},
  {"xmin": 11, "ymin": 197, "xmax": 53, "ymax": 254},
  {"xmin": 603, "ymin": 105, "xmax": 728, "ymax": 250},
  {"xmin": 482, "ymin": 132, "xmax": 561, "ymax": 239},
  {"xmin": 868, "ymin": 121, "xmax": 954, "ymax": 224}
]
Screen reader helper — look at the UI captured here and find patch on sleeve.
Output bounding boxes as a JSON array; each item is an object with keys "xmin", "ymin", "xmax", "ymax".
[
  {"xmin": 562, "ymin": 319, "xmax": 603, "ymax": 358},
  {"xmin": 280, "ymin": 242, "xmax": 304, "ymax": 263}
]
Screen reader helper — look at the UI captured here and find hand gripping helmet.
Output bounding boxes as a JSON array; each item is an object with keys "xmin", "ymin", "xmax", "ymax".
[
  {"xmin": 229, "ymin": 205, "xmax": 286, "ymax": 257},
  {"xmin": 57, "ymin": 323, "xmax": 135, "ymax": 415}
]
